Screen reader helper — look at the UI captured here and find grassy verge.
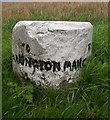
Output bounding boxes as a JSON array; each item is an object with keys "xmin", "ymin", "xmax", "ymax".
[{"xmin": 2, "ymin": 6, "xmax": 108, "ymax": 118}]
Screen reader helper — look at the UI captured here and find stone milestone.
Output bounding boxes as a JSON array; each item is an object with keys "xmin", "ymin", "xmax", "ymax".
[{"xmin": 12, "ymin": 21, "xmax": 93, "ymax": 87}]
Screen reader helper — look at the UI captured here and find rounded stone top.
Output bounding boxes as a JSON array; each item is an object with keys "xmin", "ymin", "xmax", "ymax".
[{"xmin": 13, "ymin": 21, "xmax": 93, "ymax": 32}]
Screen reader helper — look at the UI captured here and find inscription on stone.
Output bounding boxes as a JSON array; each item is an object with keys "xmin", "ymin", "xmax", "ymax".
[{"xmin": 13, "ymin": 42, "xmax": 90, "ymax": 72}]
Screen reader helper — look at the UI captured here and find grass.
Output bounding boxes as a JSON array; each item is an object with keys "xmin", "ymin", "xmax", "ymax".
[{"xmin": 2, "ymin": 2, "xmax": 108, "ymax": 119}]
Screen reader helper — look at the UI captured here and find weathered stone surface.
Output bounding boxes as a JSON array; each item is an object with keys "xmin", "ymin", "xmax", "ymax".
[{"xmin": 12, "ymin": 21, "xmax": 93, "ymax": 87}]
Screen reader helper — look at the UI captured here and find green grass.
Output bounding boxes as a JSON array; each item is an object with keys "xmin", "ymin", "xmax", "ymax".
[{"xmin": 2, "ymin": 8, "xmax": 108, "ymax": 118}]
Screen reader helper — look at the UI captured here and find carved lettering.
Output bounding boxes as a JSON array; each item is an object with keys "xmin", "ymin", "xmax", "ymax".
[
  {"xmin": 82, "ymin": 58, "xmax": 87, "ymax": 66},
  {"xmin": 13, "ymin": 53, "xmax": 87, "ymax": 73},
  {"xmin": 39, "ymin": 60, "xmax": 45, "ymax": 71},
  {"xmin": 77, "ymin": 58, "xmax": 82, "ymax": 69},
  {"xmin": 13, "ymin": 42, "xmax": 89, "ymax": 73},
  {"xmin": 45, "ymin": 61, "xmax": 52, "ymax": 71},
  {"xmin": 26, "ymin": 44, "xmax": 30, "ymax": 53},
  {"xmin": 64, "ymin": 61, "xmax": 71, "ymax": 71},
  {"xmin": 25, "ymin": 57, "xmax": 32, "ymax": 67},
  {"xmin": 72, "ymin": 60, "xmax": 77, "ymax": 70},
  {"xmin": 19, "ymin": 54, "xmax": 24, "ymax": 66},
  {"xmin": 52, "ymin": 61, "xmax": 61, "ymax": 72}
]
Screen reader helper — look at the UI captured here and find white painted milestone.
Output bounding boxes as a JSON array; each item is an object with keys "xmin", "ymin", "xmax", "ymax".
[{"xmin": 12, "ymin": 21, "xmax": 93, "ymax": 87}]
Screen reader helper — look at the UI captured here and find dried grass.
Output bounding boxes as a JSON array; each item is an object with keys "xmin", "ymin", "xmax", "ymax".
[{"xmin": 2, "ymin": 2, "xmax": 108, "ymax": 22}]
